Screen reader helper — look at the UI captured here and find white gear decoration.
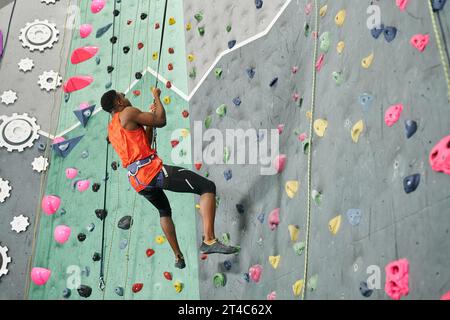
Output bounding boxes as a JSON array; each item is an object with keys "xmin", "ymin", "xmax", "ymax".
[
  {"xmin": 19, "ymin": 19, "xmax": 59, "ymax": 52},
  {"xmin": 10, "ymin": 215, "xmax": 29, "ymax": 233},
  {"xmin": 0, "ymin": 113, "xmax": 41, "ymax": 152},
  {"xmin": 1, "ymin": 90, "xmax": 18, "ymax": 105},
  {"xmin": 32, "ymin": 156, "xmax": 49, "ymax": 173},
  {"xmin": 38, "ymin": 70, "xmax": 62, "ymax": 91},
  {"xmin": 41, "ymin": 0, "xmax": 60, "ymax": 4},
  {"xmin": 18, "ymin": 58, "xmax": 34, "ymax": 72},
  {"xmin": 0, "ymin": 245, "xmax": 11, "ymax": 278},
  {"xmin": 0, "ymin": 178, "xmax": 12, "ymax": 203}
]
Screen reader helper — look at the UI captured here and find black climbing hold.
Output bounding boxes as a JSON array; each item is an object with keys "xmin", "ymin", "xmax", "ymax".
[
  {"xmin": 110, "ymin": 36, "xmax": 118, "ymax": 44},
  {"xmin": 123, "ymin": 46, "xmax": 130, "ymax": 54},
  {"xmin": 432, "ymin": 0, "xmax": 447, "ymax": 12},
  {"xmin": 95, "ymin": 209, "xmax": 108, "ymax": 220},
  {"xmin": 115, "ymin": 287, "xmax": 124, "ymax": 296},
  {"xmin": 228, "ymin": 40, "xmax": 236, "ymax": 49},
  {"xmin": 60, "ymin": 208, "xmax": 66, "ymax": 215},
  {"xmin": 77, "ymin": 233, "xmax": 86, "ymax": 242},
  {"xmin": 96, "ymin": 23, "xmax": 113, "ymax": 38},
  {"xmin": 135, "ymin": 72, "xmax": 142, "ymax": 80},
  {"xmin": 246, "ymin": 67, "xmax": 255, "ymax": 79},
  {"xmin": 255, "ymin": 0, "xmax": 263, "ymax": 9},
  {"xmin": 64, "ymin": 93, "xmax": 70, "ymax": 103},
  {"xmin": 92, "ymin": 252, "xmax": 101, "ymax": 262},
  {"xmin": 383, "ymin": 26, "xmax": 397, "ymax": 43},
  {"xmin": 405, "ymin": 120, "xmax": 418, "ymax": 139},
  {"xmin": 92, "ymin": 183, "xmax": 100, "ymax": 192},
  {"xmin": 371, "ymin": 24, "xmax": 384, "ymax": 39},
  {"xmin": 118, "ymin": 215, "xmax": 133, "ymax": 230},
  {"xmin": 37, "ymin": 143, "xmax": 46, "ymax": 152},
  {"xmin": 403, "ymin": 174, "xmax": 420, "ymax": 194},
  {"xmin": 243, "ymin": 273, "xmax": 250, "ymax": 282},
  {"xmin": 95, "ymin": 56, "xmax": 101, "ymax": 65},
  {"xmin": 223, "ymin": 260, "xmax": 232, "ymax": 271},
  {"xmin": 106, "ymin": 136, "xmax": 110, "ymax": 144},
  {"xmin": 269, "ymin": 77, "xmax": 279, "ymax": 87},
  {"xmin": 113, "ymin": 9, "xmax": 120, "ymax": 16},
  {"xmin": 359, "ymin": 281, "xmax": 373, "ymax": 297},
  {"xmin": 236, "ymin": 204, "xmax": 245, "ymax": 214},
  {"xmin": 77, "ymin": 285, "xmax": 92, "ymax": 298},
  {"xmin": 111, "ymin": 161, "xmax": 118, "ymax": 170},
  {"xmin": 105, "ymin": 81, "xmax": 112, "ymax": 89},
  {"xmin": 62, "ymin": 288, "xmax": 71, "ymax": 298},
  {"xmin": 140, "ymin": 13, "xmax": 148, "ymax": 20},
  {"xmin": 107, "ymin": 66, "xmax": 114, "ymax": 73},
  {"xmin": 87, "ymin": 223, "xmax": 95, "ymax": 232}
]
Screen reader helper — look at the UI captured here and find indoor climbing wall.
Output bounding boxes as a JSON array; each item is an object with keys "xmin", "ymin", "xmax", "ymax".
[{"xmin": 187, "ymin": 0, "xmax": 450, "ymax": 299}]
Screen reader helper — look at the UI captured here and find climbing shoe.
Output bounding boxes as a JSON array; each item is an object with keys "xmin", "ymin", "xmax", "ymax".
[
  {"xmin": 200, "ymin": 239, "xmax": 239, "ymax": 255},
  {"xmin": 175, "ymin": 254, "xmax": 186, "ymax": 269}
]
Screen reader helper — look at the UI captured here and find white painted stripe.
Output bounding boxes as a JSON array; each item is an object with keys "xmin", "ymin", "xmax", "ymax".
[
  {"xmin": 38, "ymin": 130, "xmax": 55, "ymax": 140},
  {"xmin": 185, "ymin": 178, "xmax": 194, "ymax": 190}
]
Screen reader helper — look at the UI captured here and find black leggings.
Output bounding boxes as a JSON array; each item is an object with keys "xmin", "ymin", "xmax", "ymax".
[{"xmin": 138, "ymin": 164, "xmax": 216, "ymax": 217}]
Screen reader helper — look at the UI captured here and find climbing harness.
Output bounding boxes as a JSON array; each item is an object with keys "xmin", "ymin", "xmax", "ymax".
[{"xmin": 127, "ymin": 153, "xmax": 156, "ymax": 187}]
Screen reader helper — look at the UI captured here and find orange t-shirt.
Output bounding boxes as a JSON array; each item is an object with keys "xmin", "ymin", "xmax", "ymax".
[{"xmin": 108, "ymin": 111, "xmax": 163, "ymax": 192}]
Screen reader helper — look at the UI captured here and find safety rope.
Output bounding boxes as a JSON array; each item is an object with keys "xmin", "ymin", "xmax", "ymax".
[
  {"xmin": 0, "ymin": 0, "xmax": 17, "ymax": 64},
  {"xmin": 302, "ymin": 0, "xmax": 319, "ymax": 300},
  {"xmin": 427, "ymin": 0, "xmax": 450, "ymax": 104}
]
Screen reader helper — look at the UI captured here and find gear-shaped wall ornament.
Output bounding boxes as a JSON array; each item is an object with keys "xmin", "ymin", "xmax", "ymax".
[
  {"xmin": 0, "ymin": 178, "xmax": 12, "ymax": 203},
  {"xmin": 32, "ymin": 156, "xmax": 49, "ymax": 172},
  {"xmin": 38, "ymin": 70, "xmax": 62, "ymax": 91},
  {"xmin": 0, "ymin": 245, "xmax": 11, "ymax": 278},
  {"xmin": 0, "ymin": 113, "xmax": 40, "ymax": 152},
  {"xmin": 10, "ymin": 215, "xmax": 29, "ymax": 233},
  {"xmin": 1, "ymin": 90, "xmax": 18, "ymax": 105},
  {"xmin": 41, "ymin": 0, "xmax": 60, "ymax": 4},
  {"xmin": 19, "ymin": 19, "xmax": 59, "ymax": 52},
  {"xmin": 18, "ymin": 58, "xmax": 34, "ymax": 72}
]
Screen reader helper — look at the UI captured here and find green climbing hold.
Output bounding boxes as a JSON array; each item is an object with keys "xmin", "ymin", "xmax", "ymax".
[
  {"xmin": 222, "ymin": 233, "xmax": 230, "ymax": 245},
  {"xmin": 319, "ymin": 32, "xmax": 331, "ymax": 52},
  {"xmin": 205, "ymin": 172, "xmax": 209, "ymax": 178},
  {"xmin": 198, "ymin": 26, "xmax": 205, "ymax": 36},
  {"xmin": 205, "ymin": 115, "xmax": 212, "ymax": 129},
  {"xmin": 303, "ymin": 139, "xmax": 310, "ymax": 154},
  {"xmin": 194, "ymin": 13, "xmax": 203, "ymax": 22},
  {"xmin": 215, "ymin": 196, "xmax": 220, "ymax": 207},
  {"xmin": 226, "ymin": 24, "xmax": 232, "ymax": 32},
  {"xmin": 223, "ymin": 146, "xmax": 230, "ymax": 163},
  {"xmin": 332, "ymin": 71, "xmax": 344, "ymax": 85},
  {"xmin": 304, "ymin": 22, "xmax": 310, "ymax": 37},
  {"xmin": 307, "ymin": 274, "xmax": 318, "ymax": 291},
  {"xmin": 213, "ymin": 273, "xmax": 226, "ymax": 288},
  {"xmin": 216, "ymin": 104, "xmax": 227, "ymax": 117},
  {"xmin": 311, "ymin": 189, "xmax": 322, "ymax": 206},
  {"xmin": 293, "ymin": 241, "xmax": 305, "ymax": 256},
  {"xmin": 189, "ymin": 68, "xmax": 197, "ymax": 79},
  {"xmin": 215, "ymin": 68, "xmax": 223, "ymax": 79}
]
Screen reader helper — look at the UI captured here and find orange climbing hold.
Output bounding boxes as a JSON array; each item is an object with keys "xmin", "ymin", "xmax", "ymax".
[{"xmin": 63, "ymin": 76, "xmax": 93, "ymax": 93}]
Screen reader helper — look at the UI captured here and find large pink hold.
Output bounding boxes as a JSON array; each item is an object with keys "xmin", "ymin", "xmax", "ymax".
[
  {"xmin": 54, "ymin": 225, "xmax": 71, "ymax": 244},
  {"xmin": 31, "ymin": 268, "xmax": 51, "ymax": 286},
  {"xmin": 441, "ymin": 291, "xmax": 450, "ymax": 300},
  {"xmin": 249, "ymin": 265, "xmax": 263, "ymax": 283},
  {"xmin": 273, "ymin": 154, "xmax": 287, "ymax": 173},
  {"xmin": 91, "ymin": 0, "xmax": 106, "ymax": 14},
  {"xmin": 76, "ymin": 179, "xmax": 91, "ymax": 192},
  {"xmin": 79, "ymin": 24, "xmax": 93, "ymax": 38},
  {"xmin": 384, "ymin": 104, "xmax": 403, "ymax": 127},
  {"xmin": 410, "ymin": 34, "xmax": 429, "ymax": 52},
  {"xmin": 268, "ymin": 208, "xmax": 280, "ymax": 231},
  {"xmin": 267, "ymin": 291, "xmax": 277, "ymax": 300},
  {"xmin": 63, "ymin": 76, "xmax": 94, "ymax": 93},
  {"xmin": 429, "ymin": 135, "xmax": 450, "ymax": 175},
  {"xmin": 396, "ymin": 0, "xmax": 409, "ymax": 11},
  {"xmin": 42, "ymin": 195, "xmax": 61, "ymax": 215},
  {"xmin": 71, "ymin": 46, "xmax": 99, "ymax": 64},
  {"xmin": 385, "ymin": 258, "xmax": 409, "ymax": 300},
  {"xmin": 65, "ymin": 168, "xmax": 78, "ymax": 179}
]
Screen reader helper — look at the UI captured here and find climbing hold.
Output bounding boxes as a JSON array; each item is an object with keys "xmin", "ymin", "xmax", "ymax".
[
  {"xmin": 77, "ymin": 233, "xmax": 86, "ymax": 242},
  {"xmin": 257, "ymin": 212, "xmax": 265, "ymax": 223},
  {"xmin": 288, "ymin": 225, "xmax": 299, "ymax": 242},
  {"xmin": 155, "ymin": 235, "xmax": 165, "ymax": 244},
  {"xmin": 132, "ymin": 283, "xmax": 143, "ymax": 293},
  {"xmin": 315, "ymin": 53, "xmax": 325, "ymax": 71},
  {"xmin": 107, "ymin": 66, "xmax": 114, "ymax": 73},
  {"xmin": 168, "ymin": 63, "xmax": 174, "ymax": 71},
  {"xmin": 96, "ymin": 23, "xmax": 112, "ymax": 38},
  {"xmin": 115, "ymin": 287, "xmax": 124, "ymax": 296},
  {"xmin": 168, "ymin": 47, "xmax": 174, "ymax": 54},
  {"xmin": 164, "ymin": 271, "xmax": 173, "ymax": 281},
  {"xmin": 194, "ymin": 162, "xmax": 202, "ymax": 171},
  {"xmin": 371, "ymin": 24, "xmax": 384, "ymax": 39},
  {"xmin": 385, "ymin": 104, "xmax": 403, "ymax": 127},
  {"xmin": 140, "ymin": 13, "xmax": 148, "ymax": 20},
  {"xmin": 92, "ymin": 252, "xmax": 101, "ymax": 262},
  {"xmin": 221, "ymin": 233, "xmax": 230, "ymax": 246},
  {"xmin": 174, "ymin": 281, "xmax": 183, "ymax": 293},
  {"xmin": 152, "ymin": 52, "xmax": 158, "ymax": 60},
  {"xmin": 293, "ymin": 279, "xmax": 304, "ymax": 297},
  {"xmin": 361, "ymin": 53, "xmax": 374, "ymax": 69},
  {"xmin": 249, "ymin": 265, "xmax": 262, "ymax": 283},
  {"xmin": 187, "ymin": 54, "xmax": 195, "ymax": 62},
  {"xmin": 216, "ymin": 104, "xmax": 227, "ymax": 117},
  {"xmin": 285, "ymin": 181, "xmax": 299, "ymax": 199},
  {"xmin": 304, "ymin": 22, "xmax": 310, "ymax": 37},
  {"xmin": 119, "ymin": 239, "xmax": 128, "ymax": 250},
  {"xmin": 243, "ymin": 273, "xmax": 250, "ymax": 283},
  {"xmin": 359, "ymin": 281, "xmax": 373, "ymax": 297},
  {"xmin": 384, "ymin": 26, "xmax": 397, "ymax": 43},
  {"xmin": 293, "ymin": 242, "xmax": 305, "ymax": 256},
  {"xmin": 118, "ymin": 216, "xmax": 133, "ymax": 230},
  {"xmin": 31, "ymin": 267, "xmax": 51, "ymax": 286},
  {"xmin": 77, "ymin": 285, "xmax": 92, "ymax": 298},
  {"xmin": 200, "ymin": 253, "xmax": 208, "ymax": 260},
  {"xmin": 224, "ymin": 169, "xmax": 232, "ymax": 181},
  {"xmin": 410, "ymin": 34, "xmax": 430, "ymax": 52},
  {"xmin": 76, "ymin": 180, "xmax": 90, "ymax": 192},
  {"xmin": 255, "ymin": 0, "xmax": 263, "ymax": 9},
  {"xmin": 74, "ymin": 103, "xmax": 95, "ymax": 127},
  {"xmin": 95, "ymin": 57, "xmax": 101, "ymax": 65},
  {"xmin": 307, "ymin": 274, "xmax": 318, "ymax": 291},
  {"xmin": 335, "ymin": 9, "xmax": 346, "ymax": 27},
  {"xmin": 346, "ymin": 209, "xmax": 362, "ymax": 226},
  {"xmin": 312, "ymin": 189, "xmax": 322, "ymax": 205},
  {"xmin": 232, "ymin": 97, "xmax": 241, "ymax": 106},
  {"xmin": 351, "ymin": 120, "xmax": 364, "ymax": 143},
  {"xmin": 246, "ymin": 67, "xmax": 256, "ymax": 79},
  {"xmin": 332, "ymin": 71, "xmax": 344, "ymax": 85},
  {"xmin": 110, "ymin": 36, "xmax": 117, "ymax": 44},
  {"xmin": 319, "ymin": 32, "xmax": 330, "ymax": 52},
  {"xmin": 63, "ymin": 76, "xmax": 93, "ymax": 93},
  {"xmin": 185, "ymin": 23, "xmax": 191, "ymax": 31},
  {"xmin": 215, "ymin": 68, "xmax": 222, "ymax": 79},
  {"xmin": 268, "ymin": 208, "xmax": 280, "ymax": 231},
  {"xmin": 62, "ymin": 288, "xmax": 71, "ymax": 299},
  {"xmin": 90, "ymin": 0, "xmax": 105, "ymax": 13},
  {"xmin": 359, "ymin": 93, "xmax": 374, "ymax": 111},
  {"xmin": 135, "ymin": 72, "xmax": 142, "ymax": 80},
  {"xmin": 228, "ymin": 40, "xmax": 236, "ymax": 49},
  {"xmin": 429, "ymin": 135, "xmax": 450, "ymax": 175},
  {"xmin": 87, "ymin": 223, "xmax": 95, "ymax": 232},
  {"xmin": 111, "ymin": 161, "xmax": 118, "ymax": 170},
  {"xmin": 328, "ymin": 215, "xmax": 342, "ymax": 235},
  {"xmin": 137, "ymin": 42, "xmax": 144, "ymax": 50},
  {"xmin": 292, "ymin": 66, "xmax": 299, "ymax": 74},
  {"xmin": 269, "ymin": 77, "xmax": 278, "ymax": 87},
  {"xmin": 223, "ymin": 260, "xmax": 232, "ymax": 271},
  {"xmin": 385, "ymin": 258, "xmax": 409, "ymax": 300},
  {"xmin": 146, "ymin": 248, "xmax": 155, "ymax": 257},
  {"xmin": 71, "ymin": 46, "xmax": 99, "ymax": 64},
  {"xmin": 403, "ymin": 174, "xmax": 420, "ymax": 194},
  {"xmin": 171, "ymin": 140, "xmax": 180, "ymax": 148},
  {"xmin": 204, "ymin": 115, "xmax": 212, "ymax": 129},
  {"xmin": 405, "ymin": 120, "xmax": 418, "ymax": 139},
  {"xmin": 226, "ymin": 24, "xmax": 232, "ymax": 33},
  {"xmin": 396, "ymin": 0, "xmax": 410, "ymax": 11},
  {"xmin": 268, "ymin": 255, "xmax": 281, "ymax": 269},
  {"xmin": 314, "ymin": 119, "xmax": 328, "ymax": 137},
  {"xmin": 194, "ymin": 12, "xmax": 203, "ymax": 22},
  {"xmin": 113, "ymin": 9, "xmax": 120, "ymax": 16},
  {"xmin": 319, "ymin": 5, "xmax": 328, "ymax": 17},
  {"xmin": 95, "ymin": 209, "xmax": 108, "ymax": 220},
  {"xmin": 154, "ymin": 22, "xmax": 160, "ymax": 29},
  {"xmin": 54, "ymin": 225, "xmax": 71, "ymax": 244},
  {"xmin": 267, "ymin": 292, "xmax": 277, "ymax": 300},
  {"xmin": 38, "ymin": 143, "xmax": 46, "ymax": 152},
  {"xmin": 441, "ymin": 291, "xmax": 450, "ymax": 300},
  {"xmin": 42, "ymin": 195, "xmax": 61, "ymax": 215},
  {"xmin": 169, "ymin": 17, "xmax": 176, "ymax": 25},
  {"xmin": 198, "ymin": 26, "xmax": 205, "ymax": 36},
  {"xmin": 236, "ymin": 204, "xmax": 245, "ymax": 214},
  {"xmin": 213, "ymin": 273, "xmax": 226, "ymax": 287},
  {"xmin": 132, "ymin": 90, "xmax": 140, "ymax": 97},
  {"xmin": 432, "ymin": 0, "xmax": 447, "ymax": 11},
  {"xmin": 65, "ymin": 168, "xmax": 78, "ymax": 179},
  {"xmin": 79, "ymin": 24, "xmax": 93, "ymax": 38},
  {"xmin": 273, "ymin": 154, "xmax": 287, "ymax": 173},
  {"xmin": 303, "ymin": 140, "xmax": 310, "ymax": 154}
]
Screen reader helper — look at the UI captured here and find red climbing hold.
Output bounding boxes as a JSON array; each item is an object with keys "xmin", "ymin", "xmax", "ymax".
[
  {"xmin": 155, "ymin": 23, "xmax": 160, "ymax": 29},
  {"xmin": 132, "ymin": 283, "xmax": 143, "ymax": 293},
  {"xmin": 127, "ymin": 20, "xmax": 132, "ymax": 25},
  {"xmin": 133, "ymin": 90, "xmax": 141, "ymax": 96},
  {"xmin": 164, "ymin": 272, "xmax": 172, "ymax": 281},
  {"xmin": 70, "ymin": 46, "xmax": 99, "ymax": 64},
  {"xmin": 166, "ymin": 81, "xmax": 172, "ymax": 89},
  {"xmin": 200, "ymin": 253, "xmax": 208, "ymax": 260},
  {"xmin": 182, "ymin": 110, "xmax": 189, "ymax": 118},
  {"xmin": 195, "ymin": 163, "xmax": 202, "ymax": 170},
  {"xmin": 146, "ymin": 248, "xmax": 155, "ymax": 257},
  {"xmin": 168, "ymin": 63, "xmax": 173, "ymax": 71},
  {"xmin": 168, "ymin": 47, "xmax": 174, "ymax": 54},
  {"xmin": 63, "ymin": 76, "xmax": 93, "ymax": 93},
  {"xmin": 137, "ymin": 42, "xmax": 144, "ymax": 50},
  {"xmin": 171, "ymin": 140, "xmax": 179, "ymax": 148}
]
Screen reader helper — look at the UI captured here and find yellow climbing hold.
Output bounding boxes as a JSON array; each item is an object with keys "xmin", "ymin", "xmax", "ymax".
[
  {"xmin": 188, "ymin": 54, "xmax": 195, "ymax": 62},
  {"xmin": 268, "ymin": 255, "xmax": 281, "ymax": 269},
  {"xmin": 293, "ymin": 279, "xmax": 304, "ymax": 297},
  {"xmin": 169, "ymin": 17, "xmax": 176, "ymax": 25},
  {"xmin": 285, "ymin": 180, "xmax": 299, "ymax": 199},
  {"xmin": 288, "ymin": 224, "xmax": 299, "ymax": 242},
  {"xmin": 337, "ymin": 41, "xmax": 345, "ymax": 54},
  {"xmin": 328, "ymin": 215, "xmax": 342, "ymax": 235},
  {"xmin": 319, "ymin": 5, "xmax": 328, "ymax": 17},
  {"xmin": 174, "ymin": 281, "xmax": 183, "ymax": 293},
  {"xmin": 306, "ymin": 111, "xmax": 312, "ymax": 120},
  {"xmin": 155, "ymin": 235, "xmax": 166, "ymax": 244},
  {"xmin": 335, "ymin": 9, "xmax": 346, "ymax": 27},
  {"xmin": 314, "ymin": 119, "xmax": 328, "ymax": 137},
  {"xmin": 163, "ymin": 96, "xmax": 171, "ymax": 105},
  {"xmin": 180, "ymin": 128, "xmax": 190, "ymax": 138},
  {"xmin": 152, "ymin": 52, "xmax": 158, "ymax": 61},
  {"xmin": 351, "ymin": 120, "xmax": 364, "ymax": 143},
  {"xmin": 186, "ymin": 23, "xmax": 192, "ymax": 31},
  {"xmin": 361, "ymin": 53, "xmax": 374, "ymax": 69}
]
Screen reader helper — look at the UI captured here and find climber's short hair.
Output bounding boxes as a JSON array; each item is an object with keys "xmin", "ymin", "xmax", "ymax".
[{"xmin": 101, "ymin": 90, "xmax": 118, "ymax": 113}]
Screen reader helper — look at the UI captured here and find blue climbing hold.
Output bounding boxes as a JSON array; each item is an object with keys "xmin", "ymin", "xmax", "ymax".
[
  {"xmin": 255, "ymin": 0, "xmax": 263, "ymax": 9},
  {"xmin": 346, "ymin": 209, "xmax": 362, "ymax": 226},
  {"xmin": 405, "ymin": 120, "xmax": 418, "ymax": 139},
  {"xmin": 269, "ymin": 77, "xmax": 278, "ymax": 87},
  {"xmin": 371, "ymin": 24, "xmax": 384, "ymax": 39},
  {"xmin": 224, "ymin": 260, "xmax": 232, "ymax": 271},
  {"xmin": 246, "ymin": 67, "xmax": 256, "ymax": 79},
  {"xmin": 73, "ymin": 104, "xmax": 95, "ymax": 127},
  {"xmin": 62, "ymin": 288, "xmax": 71, "ymax": 298},
  {"xmin": 359, "ymin": 93, "xmax": 374, "ymax": 112},
  {"xmin": 359, "ymin": 281, "xmax": 373, "ymax": 298},
  {"xmin": 64, "ymin": 93, "xmax": 70, "ymax": 103},
  {"xmin": 257, "ymin": 212, "xmax": 265, "ymax": 223},
  {"xmin": 432, "ymin": 0, "xmax": 447, "ymax": 12},
  {"xmin": 383, "ymin": 26, "xmax": 397, "ymax": 43},
  {"xmin": 115, "ymin": 287, "xmax": 124, "ymax": 296},
  {"xmin": 243, "ymin": 273, "xmax": 250, "ymax": 282},
  {"xmin": 403, "ymin": 174, "xmax": 420, "ymax": 194},
  {"xmin": 119, "ymin": 239, "xmax": 128, "ymax": 250},
  {"xmin": 95, "ymin": 56, "xmax": 101, "ymax": 65},
  {"xmin": 232, "ymin": 97, "xmax": 241, "ymax": 106},
  {"xmin": 52, "ymin": 135, "xmax": 84, "ymax": 158},
  {"xmin": 96, "ymin": 23, "xmax": 113, "ymax": 38},
  {"xmin": 224, "ymin": 169, "xmax": 232, "ymax": 181},
  {"xmin": 228, "ymin": 40, "xmax": 236, "ymax": 49},
  {"xmin": 105, "ymin": 81, "xmax": 112, "ymax": 89}
]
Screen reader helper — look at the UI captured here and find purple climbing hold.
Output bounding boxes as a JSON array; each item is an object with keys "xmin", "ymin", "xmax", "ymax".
[
  {"xmin": 403, "ymin": 174, "xmax": 420, "ymax": 194},
  {"xmin": 255, "ymin": 0, "xmax": 263, "ymax": 9},
  {"xmin": 224, "ymin": 169, "xmax": 232, "ymax": 181},
  {"xmin": 228, "ymin": 40, "xmax": 236, "ymax": 49},
  {"xmin": 405, "ymin": 120, "xmax": 418, "ymax": 139},
  {"xmin": 232, "ymin": 97, "xmax": 241, "ymax": 106},
  {"xmin": 432, "ymin": 0, "xmax": 447, "ymax": 12},
  {"xmin": 371, "ymin": 24, "xmax": 384, "ymax": 39},
  {"xmin": 269, "ymin": 77, "xmax": 279, "ymax": 88},
  {"xmin": 257, "ymin": 212, "xmax": 265, "ymax": 223},
  {"xmin": 246, "ymin": 67, "xmax": 256, "ymax": 79},
  {"xmin": 383, "ymin": 26, "xmax": 397, "ymax": 43}
]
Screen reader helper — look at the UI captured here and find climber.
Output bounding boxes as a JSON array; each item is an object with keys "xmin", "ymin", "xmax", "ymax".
[{"xmin": 101, "ymin": 88, "xmax": 239, "ymax": 269}]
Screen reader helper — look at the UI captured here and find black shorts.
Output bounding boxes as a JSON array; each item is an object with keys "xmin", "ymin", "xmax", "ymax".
[{"xmin": 137, "ymin": 164, "xmax": 216, "ymax": 217}]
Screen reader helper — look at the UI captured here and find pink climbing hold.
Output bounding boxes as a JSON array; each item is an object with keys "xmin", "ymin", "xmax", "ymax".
[
  {"xmin": 267, "ymin": 291, "xmax": 277, "ymax": 300},
  {"xmin": 63, "ymin": 76, "xmax": 94, "ymax": 93},
  {"xmin": 396, "ymin": 0, "xmax": 409, "ymax": 11},
  {"xmin": 384, "ymin": 104, "xmax": 403, "ymax": 127},
  {"xmin": 90, "ymin": 0, "xmax": 106, "ymax": 14},
  {"xmin": 30, "ymin": 267, "xmax": 51, "ymax": 286},
  {"xmin": 65, "ymin": 168, "xmax": 78, "ymax": 179},
  {"xmin": 273, "ymin": 154, "xmax": 287, "ymax": 173},
  {"xmin": 249, "ymin": 265, "xmax": 263, "ymax": 283},
  {"xmin": 291, "ymin": 66, "xmax": 299, "ymax": 74},
  {"xmin": 76, "ymin": 180, "xmax": 91, "ymax": 192},
  {"xmin": 268, "ymin": 208, "xmax": 280, "ymax": 231},
  {"xmin": 71, "ymin": 46, "xmax": 99, "ymax": 64},
  {"xmin": 79, "ymin": 102, "xmax": 90, "ymax": 110},
  {"xmin": 53, "ymin": 136, "xmax": 65, "ymax": 144},
  {"xmin": 42, "ymin": 195, "xmax": 61, "ymax": 215},
  {"xmin": 429, "ymin": 135, "xmax": 450, "ymax": 175},
  {"xmin": 54, "ymin": 225, "xmax": 71, "ymax": 244},
  {"xmin": 277, "ymin": 124, "xmax": 284, "ymax": 135},
  {"xmin": 385, "ymin": 258, "xmax": 409, "ymax": 300},
  {"xmin": 410, "ymin": 34, "xmax": 430, "ymax": 52},
  {"xmin": 292, "ymin": 93, "xmax": 300, "ymax": 102},
  {"xmin": 305, "ymin": 2, "xmax": 312, "ymax": 15},
  {"xmin": 441, "ymin": 291, "xmax": 450, "ymax": 300},
  {"xmin": 299, "ymin": 132, "xmax": 308, "ymax": 142},
  {"xmin": 79, "ymin": 24, "xmax": 93, "ymax": 38},
  {"xmin": 316, "ymin": 53, "xmax": 325, "ymax": 71}
]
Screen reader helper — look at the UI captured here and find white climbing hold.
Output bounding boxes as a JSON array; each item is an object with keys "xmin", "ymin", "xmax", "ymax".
[
  {"xmin": 10, "ymin": 215, "xmax": 30, "ymax": 233},
  {"xmin": 32, "ymin": 156, "xmax": 49, "ymax": 173},
  {"xmin": 18, "ymin": 58, "xmax": 34, "ymax": 72},
  {"xmin": 38, "ymin": 70, "xmax": 62, "ymax": 91},
  {"xmin": 0, "ymin": 178, "xmax": 12, "ymax": 203},
  {"xmin": 1, "ymin": 90, "xmax": 18, "ymax": 105}
]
